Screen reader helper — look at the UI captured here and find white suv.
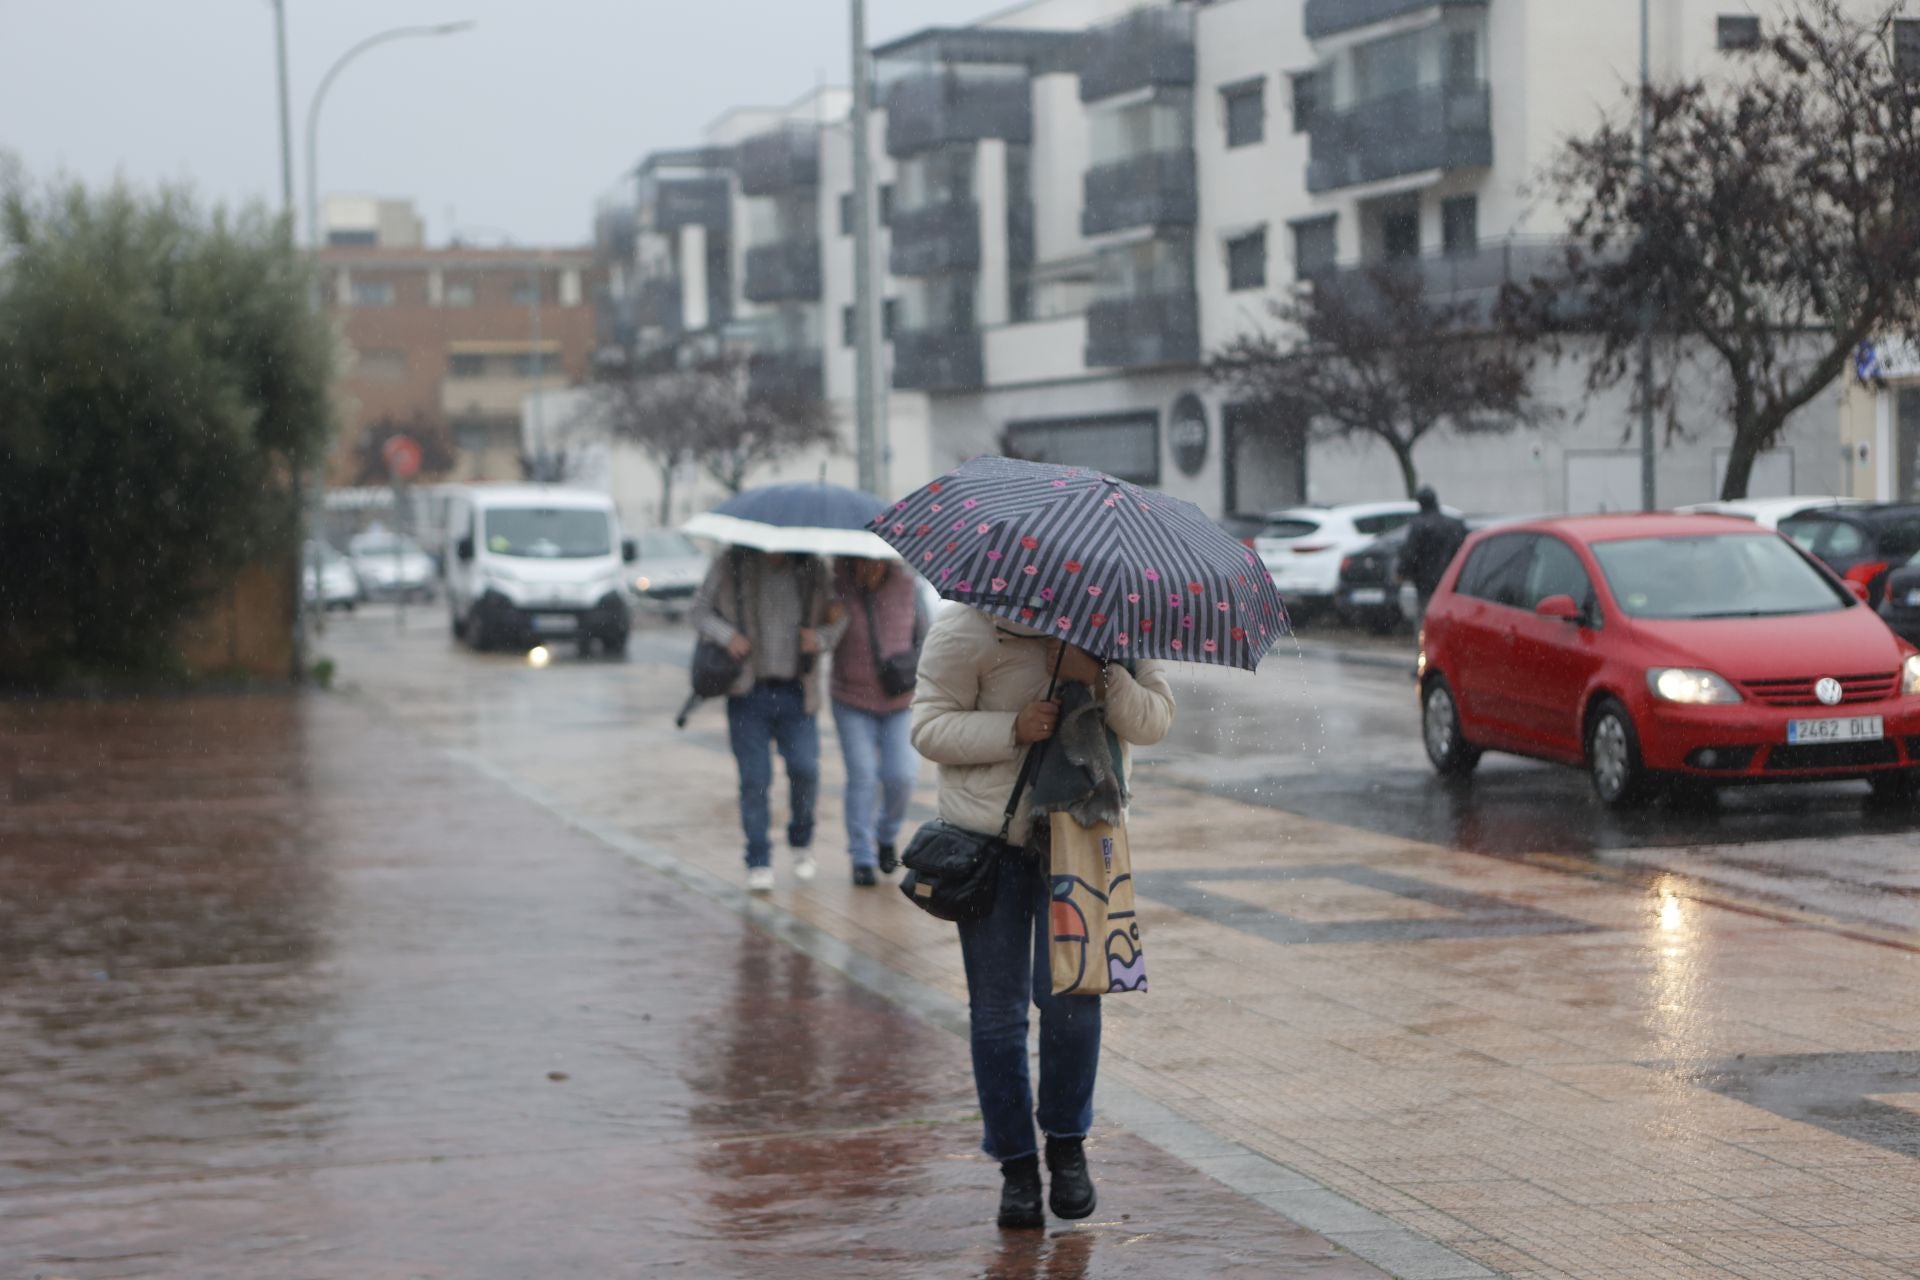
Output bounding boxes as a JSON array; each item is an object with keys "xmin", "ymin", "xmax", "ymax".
[{"xmin": 1255, "ymin": 501, "xmax": 1459, "ymax": 619}]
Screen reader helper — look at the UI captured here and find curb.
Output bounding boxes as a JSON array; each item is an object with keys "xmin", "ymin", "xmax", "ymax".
[{"xmin": 439, "ymin": 745, "xmax": 1498, "ymax": 1280}]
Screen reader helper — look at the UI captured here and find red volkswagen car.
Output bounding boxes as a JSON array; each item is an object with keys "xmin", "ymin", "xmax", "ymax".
[{"xmin": 1417, "ymin": 514, "xmax": 1920, "ymax": 807}]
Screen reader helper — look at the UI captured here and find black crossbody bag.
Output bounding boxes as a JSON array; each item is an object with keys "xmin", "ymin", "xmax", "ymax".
[
  {"xmin": 861, "ymin": 584, "xmax": 926, "ymax": 699},
  {"xmin": 898, "ymin": 746, "xmax": 1043, "ymax": 924},
  {"xmin": 690, "ymin": 551, "xmax": 748, "ymax": 698}
]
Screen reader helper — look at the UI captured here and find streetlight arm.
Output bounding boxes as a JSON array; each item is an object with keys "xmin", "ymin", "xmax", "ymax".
[{"xmin": 304, "ymin": 21, "xmax": 475, "ymax": 250}]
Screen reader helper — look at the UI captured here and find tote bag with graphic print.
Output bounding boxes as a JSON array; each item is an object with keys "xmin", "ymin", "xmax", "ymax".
[{"xmin": 1048, "ymin": 812, "xmax": 1146, "ymax": 997}]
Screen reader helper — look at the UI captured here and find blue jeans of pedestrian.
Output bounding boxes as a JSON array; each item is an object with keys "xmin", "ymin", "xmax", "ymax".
[
  {"xmin": 831, "ymin": 701, "xmax": 917, "ymax": 869},
  {"xmin": 726, "ymin": 681, "xmax": 819, "ymax": 869},
  {"xmin": 957, "ymin": 847, "xmax": 1102, "ymax": 1162}
]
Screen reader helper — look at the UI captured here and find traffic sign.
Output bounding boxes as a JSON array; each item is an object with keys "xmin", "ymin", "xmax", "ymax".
[{"xmin": 382, "ymin": 434, "xmax": 423, "ymax": 481}]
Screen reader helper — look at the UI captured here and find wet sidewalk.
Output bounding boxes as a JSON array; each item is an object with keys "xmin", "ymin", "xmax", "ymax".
[{"xmin": 0, "ymin": 695, "xmax": 1385, "ymax": 1279}]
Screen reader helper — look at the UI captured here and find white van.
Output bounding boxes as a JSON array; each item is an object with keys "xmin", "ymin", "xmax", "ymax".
[{"xmin": 444, "ymin": 485, "xmax": 637, "ymax": 656}]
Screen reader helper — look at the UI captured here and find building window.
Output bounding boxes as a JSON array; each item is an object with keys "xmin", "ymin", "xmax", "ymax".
[
  {"xmin": 1446, "ymin": 30, "xmax": 1479, "ymax": 83},
  {"xmin": 1718, "ymin": 14, "xmax": 1761, "ymax": 50},
  {"xmin": 1898, "ymin": 18, "xmax": 1920, "ymax": 78},
  {"xmin": 878, "ymin": 183, "xmax": 894, "ymax": 226},
  {"xmin": 1226, "ymin": 229, "xmax": 1267, "ymax": 292},
  {"xmin": 443, "ymin": 279, "xmax": 476, "ymax": 307},
  {"xmin": 350, "ymin": 280, "xmax": 395, "ymax": 307},
  {"xmin": 354, "ymin": 348, "xmax": 407, "ymax": 383},
  {"xmin": 1442, "ymin": 196, "xmax": 1478, "ymax": 256},
  {"xmin": 841, "ymin": 304, "xmax": 856, "ymax": 346},
  {"xmin": 839, "ymin": 192, "xmax": 854, "ymax": 236},
  {"xmin": 1289, "ymin": 71, "xmax": 1318, "ymax": 134},
  {"xmin": 1290, "ymin": 215, "xmax": 1337, "ymax": 279},
  {"xmin": 513, "ymin": 278, "xmax": 543, "ymax": 306},
  {"xmin": 1382, "ymin": 204, "xmax": 1420, "ymax": 260},
  {"xmin": 882, "ymin": 297, "xmax": 899, "ymax": 341},
  {"xmin": 1004, "ymin": 413, "xmax": 1160, "ymax": 486},
  {"xmin": 448, "ymin": 353, "xmax": 487, "ymax": 378},
  {"xmin": 510, "ymin": 352, "xmax": 561, "ymax": 377},
  {"xmin": 1222, "ymin": 79, "xmax": 1265, "ymax": 149}
]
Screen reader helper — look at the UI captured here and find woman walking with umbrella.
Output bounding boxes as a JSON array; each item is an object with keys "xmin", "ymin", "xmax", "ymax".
[
  {"xmin": 882, "ymin": 457, "xmax": 1288, "ymax": 1230},
  {"xmin": 829, "ymin": 554, "xmax": 926, "ymax": 887}
]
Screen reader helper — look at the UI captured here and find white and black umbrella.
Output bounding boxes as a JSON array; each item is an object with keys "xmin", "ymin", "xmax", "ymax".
[{"xmin": 682, "ymin": 481, "xmax": 896, "ymax": 559}]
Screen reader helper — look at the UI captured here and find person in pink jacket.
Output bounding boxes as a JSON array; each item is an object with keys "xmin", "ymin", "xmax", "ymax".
[{"xmin": 830, "ymin": 558, "xmax": 926, "ymax": 887}]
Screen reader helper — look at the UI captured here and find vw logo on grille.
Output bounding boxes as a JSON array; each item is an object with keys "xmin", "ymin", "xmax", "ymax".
[{"xmin": 1815, "ymin": 677, "xmax": 1844, "ymax": 706}]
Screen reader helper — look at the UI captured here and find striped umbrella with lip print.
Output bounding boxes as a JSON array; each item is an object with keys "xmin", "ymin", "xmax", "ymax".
[{"xmin": 870, "ymin": 456, "xmax": 1291, "ymax": 671}]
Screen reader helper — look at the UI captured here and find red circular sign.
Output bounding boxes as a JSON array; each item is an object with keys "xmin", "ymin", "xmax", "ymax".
[{"xmin": 381, "ymin": 434, "xmax": 423, "ymax": 481}]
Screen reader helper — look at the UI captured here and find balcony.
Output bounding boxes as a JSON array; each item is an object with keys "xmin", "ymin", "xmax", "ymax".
[
  {"xmin": 1085, "ymin": 292, "xmax": 1199, "ymax": 369},
  {"xmin": 892, "ymin": 328, "xmax": 984, "ymax": 392},
  {"xmin": 743, "ymin": 240, "xmax": 822, "ymax": 303},
  {"xmin": 889, "ymin": 201, "xmax": 981, "ymax": 277},
  {"xmin": 1307, "ymin": 82, "xmax": 1492, "ymax": 193},
  {"xmin": 1304, "ymin": 0, "xmax": 1485, "ymax": 40},
  {"xmin": 1082, "ymin": 149, "xmax": 1197, "ymax": 237},
  {"xmin": 739, "ymin": 125, "xmax": 820, "ymax": 197},
  {"xmin": 884, "ymin": 70, "xmax": 1032, "ymax": 159},
  {"xmin": 748, "ymin": 350, "xmax": 825, "ymax": 402},
  {"xmin": 1310, "ymin": 238, "xmax": 1573, "ymax": 327},
  {"xmin": 635, "ymin": 277, "xmax": 683, "ymax": 332},
  {"xmin": 1079, "ymin": 7, "xmax": 1195, "ymax": 104},
  {"xmin": 594, "ymin": 287, "xmax": 636, "ymax": 348},
  {"xmin": 642, "ymin": 174, "xmax": 731, "ymax": 231}
]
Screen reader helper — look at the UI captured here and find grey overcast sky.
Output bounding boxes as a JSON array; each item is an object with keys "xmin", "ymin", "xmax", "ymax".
[{"xmin": 0, "ymin": 0, "xmax": 974, "ymax": 247}]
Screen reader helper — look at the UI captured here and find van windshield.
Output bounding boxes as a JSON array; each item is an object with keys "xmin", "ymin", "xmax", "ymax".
[{"xmin": 484, "ymin": 507, "xmax": 612, "ymax": 559}]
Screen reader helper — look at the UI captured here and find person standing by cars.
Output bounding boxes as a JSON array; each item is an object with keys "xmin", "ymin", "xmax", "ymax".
[
  {"xmin": 829, "ymin": 557, "xmax": 925, "ymax": 887},
  {"xmin": 911, "ymin": 607, "xmax": 1175, "ymax": 1229},
  {"xmin": 1399, "ymin": 486, "xmax": 1470, "ymax": 627},
  {"xmin": 692, "ymin": 550, "xmax": 844, "ymax": 893}
]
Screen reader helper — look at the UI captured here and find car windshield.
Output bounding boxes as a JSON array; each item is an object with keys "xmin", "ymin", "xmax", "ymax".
[
  {"xmin": 351, "ymin": 532, "xmax": 421, "ymax": 557},
  {"xmin": 1591, "ymin": 534, "xmax": 1848, "ymax": 619},
  {"xmin": 485, "ymin": 507, "xmax": 612, "ymax": 559},
  {"xmin": 638, "ymin": 530, "xmax": 697, "ymax": 560}
]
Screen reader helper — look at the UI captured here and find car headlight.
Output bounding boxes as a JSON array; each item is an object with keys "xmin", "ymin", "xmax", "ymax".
[
  {"xmin": 634, "ymin": 575, "xmax": 652, "ymax": 592},
  {"xmin": 1647, "ymin": 668, "xmax": 1743, "ymax": 705},
  {"xmin": 1904, "ymin": 653, "xmax": 1920, "ymax": 696}
]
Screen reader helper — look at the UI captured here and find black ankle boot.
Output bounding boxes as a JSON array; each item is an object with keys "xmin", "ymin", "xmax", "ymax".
[
  {"xmin": 1045, "ymin": 1136, "xmax": 1096, "ymax": 1220},
  {"xmin": 877, "ymin": 843, "xmax": 897, "ymax": 875},
  {"xmin": 997, "ymin": 1155, "xmax": 1043, "ymax": 1229}
]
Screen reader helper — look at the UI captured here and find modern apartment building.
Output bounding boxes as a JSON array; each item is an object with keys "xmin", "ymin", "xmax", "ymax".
[
  {"xmin": 322, "ymin": 198, "xmax": 598, "ymax": 487},
  {"xmin": 592, "ymin": 0, "xmax": 1874, "ymax": 521}
]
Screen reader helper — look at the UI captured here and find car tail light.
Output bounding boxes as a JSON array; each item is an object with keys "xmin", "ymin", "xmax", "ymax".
[
  {"xmin": 1293, "ymin": 544, "xmax": 1332, "ymax": 555},
  {"xmin": 1340, "ymin": 556, "xmax": 1354, "ymax": 573},
  {"xmin": 1845, "ymin": 561, "xmax": 1890, "ymax": 600}
]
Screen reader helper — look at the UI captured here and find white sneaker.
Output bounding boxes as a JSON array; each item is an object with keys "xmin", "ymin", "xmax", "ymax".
[
  {"xmin": 793, "ymin": 855, "xmax": 818, "ymax": 883},
  {"xmin": 746, "ymin": 867, "xmax": 775, "ymax": 893}
]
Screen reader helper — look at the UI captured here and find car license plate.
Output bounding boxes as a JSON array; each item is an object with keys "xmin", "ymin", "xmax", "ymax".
[
  {"xmin": 1348, "ymin": 588, "xmax": 1387, "ymax": 605},
  {"xmin": 532, "ymin": 613, "xmax": 575, "ymax": 634},
  {"xmin": 1786, "ymin": 716, "xmax": 1884, "ymax": 744}
]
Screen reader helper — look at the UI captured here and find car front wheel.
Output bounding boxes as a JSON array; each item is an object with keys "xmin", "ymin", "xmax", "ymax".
[
  {"xmin": 1587, "ymin": 698, "xmax": 1653, "ymax": 809},
  {"xmin": 1422, "ymin": 677, "xmax": 1480, "ymax": 778}
]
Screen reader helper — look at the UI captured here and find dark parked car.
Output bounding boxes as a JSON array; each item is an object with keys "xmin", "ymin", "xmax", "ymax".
[
  {"xmin": 1336, "ymin": 525, "xmax": 1413, "ymax": 633},
  {"xmin": 1882, "ymin": 550, "xmax": 1920, "ymax": 645},
  {"xmin": 1778, "ymin": 504, "xmax": 1920, "ymax": 609}
]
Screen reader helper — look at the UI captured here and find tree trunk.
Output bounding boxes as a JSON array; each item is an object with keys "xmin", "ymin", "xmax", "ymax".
[
  {"xmin": 1390, "ymin": 439, "xmax": 1420, "ymax": 499},
  {"xmin": 657, "ymin": 463, "xmax": 675, "ymax": 527},
  {"xmin": 1718, "ymin": 414, "xmax": 1779, "ymax": 500}
]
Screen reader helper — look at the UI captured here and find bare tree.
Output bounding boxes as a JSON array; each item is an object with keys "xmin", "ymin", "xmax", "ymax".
[
  {"xmin": 697, "ymin": 358, "xmax": 839, "ymax": 494},
  {"xmin": 1208, "ymin": 265, "xmax": 1535, "ymax": 498},
  {"xmin": 1518, "ymin": 0, "xmax": 1920, "ymax": 499}
]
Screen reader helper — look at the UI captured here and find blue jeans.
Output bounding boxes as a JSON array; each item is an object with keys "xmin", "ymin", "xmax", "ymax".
[
  {"xmin": 831, "ymin": 702, "xmax": 917, "ymax": 869},
  {"xmin": 957, "ymin": 849, "xmax": 1102, "ymax": 1162},
  {"xmin": 726, "ymin": 682, "xmax": 819, "ymax": 869}
]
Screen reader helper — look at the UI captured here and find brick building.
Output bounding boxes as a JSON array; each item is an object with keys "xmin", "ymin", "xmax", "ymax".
[{"xmin": 319, "ymin": 199, "xmax": 599, "ymax": 487}]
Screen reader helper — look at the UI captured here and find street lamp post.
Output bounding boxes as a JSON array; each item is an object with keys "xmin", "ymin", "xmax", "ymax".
[
  {"xmin": 304, "ymin": 21, "xmax": 475, "ymax": 252},
  {"xmin": 269, "ymin": 0, "xmax": 307, "ymax": 679}
]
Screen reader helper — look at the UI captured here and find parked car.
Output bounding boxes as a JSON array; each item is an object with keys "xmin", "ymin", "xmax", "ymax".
[
  {"xmin": 444, "ymin": 485, "xmax": 636, "ymax": 656},
  {"xmin": 348, "ymin": 529, "xmax": 437, "ymax": 602},
  {"xmin": 1418, "ymin": 514, "xmax": 1920, "ymax": 807},
  {"xmin": 1777, "ymin": 503, "xmax": 1920, "ymax": 608},
  {"xmin": 1675, "ymin": 495, "xmax": 1865, "ymax": 529},
  {"xmin": 629, "ymin": 529, "xmax": 708, "ymax": 618},
  {"xmin": 303, "ymin": 540, "xmax": 359, "ymax": 612},
  {"xmin": 1881, "ymin": 550, "xmax": 1920, "ymax": 646},
  {"xmin": 1255, "ymin": 501, "xmax": 1460, "ymax": 621},
  {"xmin": 1335, "ymin": 525, "xmax": 1414, "ymax": 633}
]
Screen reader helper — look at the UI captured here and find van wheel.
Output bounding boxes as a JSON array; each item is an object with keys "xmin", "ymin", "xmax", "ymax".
[
  {"xmin": 1422, "ymin": 677, "xmax": 1480, "ymax": 778},
  {"xmin": 1587, "ymin": 697, "xmax": 1653, "ymax": 809},
  {"xmin": 467, "ymin": 609, "xmax": 493, "ymax": 653},
  {"xmin": 604, "ymin": 630, "xmax": 629, "ymax": 659}
]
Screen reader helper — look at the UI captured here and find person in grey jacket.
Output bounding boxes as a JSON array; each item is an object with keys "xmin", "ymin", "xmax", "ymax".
[
  {"xmin": 692, "ymin": 549, "xmax": 845, "ymax": 893},
  {"xmin": 911, "ymin": 605, "xmax": 1175, "ymax": 1229}
]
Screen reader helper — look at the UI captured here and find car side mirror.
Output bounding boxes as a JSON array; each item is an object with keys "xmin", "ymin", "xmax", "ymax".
[
  {"xmin": 456, "ymin": 536, "xmax": 474, "ymax": 563},
  {"xmin": 1844, "ymin": 579, "xmax": 1870, "ymax": 604},
  {"xmin": 1535, "ymin": 594, "xmax": 1582, "ymax": 623},
  {"xmin": 622, "ymin": 538, "xmax": 638, "ymax": 564}
]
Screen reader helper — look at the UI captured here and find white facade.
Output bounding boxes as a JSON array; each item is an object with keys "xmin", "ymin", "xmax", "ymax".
[{"xmin": 592, "ymin": 0, "xmax": 1875, "ymax": 521}]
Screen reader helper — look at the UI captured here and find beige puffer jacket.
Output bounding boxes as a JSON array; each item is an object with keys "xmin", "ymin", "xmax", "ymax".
[{"xmin": 910, "ymin": 606, "xmax": 1176, "ymax": 846}]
